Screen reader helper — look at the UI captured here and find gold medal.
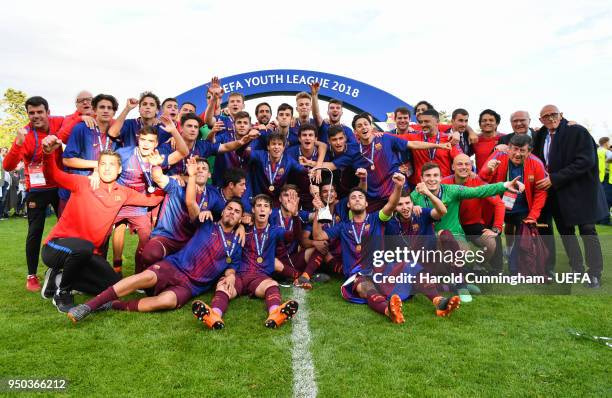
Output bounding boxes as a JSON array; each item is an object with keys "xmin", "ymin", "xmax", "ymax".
[
  {"xmin": 356, "ymin": 244, "xmax": 362, "ymax": 253},
  {"xmin": 226, "ymin": 240, "xmax": 232, "ymax": 246},
  {"xmin": 257, "ymin": 256, "xmax": 264, "ymax": 264},
  {"xmin": 370, "ymin": 165, "xmax": 375, "ymax": 171},
  {"xmin": 269, "ymin": 185, "xmax": 275, "ymax": 192},
  {"xmin": 226, "ymin": 257, "xmax": 232, "ymax": 264}
]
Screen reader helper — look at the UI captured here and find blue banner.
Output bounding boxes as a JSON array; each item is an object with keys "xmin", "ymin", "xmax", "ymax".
[{"xmin": 175, "ymin": 69, "xmax": 413, "ymax": 123}]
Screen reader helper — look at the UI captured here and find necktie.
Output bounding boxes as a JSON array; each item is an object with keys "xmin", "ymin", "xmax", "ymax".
[{"xmin": 546, "ymin": 131, "xmax": 555, "ymax": 170}]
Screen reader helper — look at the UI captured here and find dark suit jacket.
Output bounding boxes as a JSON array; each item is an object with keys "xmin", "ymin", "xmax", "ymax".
[
  {"xmin": 498, "ymin": 129, "xmax": 538, "ymax": 146},
  {"xmin": 532, "ymin": 119, "xmax": 607, "ymax": 225}
]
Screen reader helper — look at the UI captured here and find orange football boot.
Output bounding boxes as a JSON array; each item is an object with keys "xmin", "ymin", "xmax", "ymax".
[
  {"xmin": 265, "ymin": 300, "xmax": 299, "ymax": 328},
  {"xmin": 433, "ymin": 296, "xmax": 461, "ymax": 317},
  {"xmin": 192, "ymin": 300, "xmax": 225, "ymax": 329},
  {"xmin": 387, "ymin": 294, "xmax": 405, "ymax": 324}
]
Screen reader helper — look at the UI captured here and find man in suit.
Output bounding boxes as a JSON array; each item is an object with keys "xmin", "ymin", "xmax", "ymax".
[
  {"xmin": 498, "ymin": 111, "xmax": 537, "ymax": 146},
  {"xmin": 532, "ymin": 104, "xmax": 607, "ymax": 288}
]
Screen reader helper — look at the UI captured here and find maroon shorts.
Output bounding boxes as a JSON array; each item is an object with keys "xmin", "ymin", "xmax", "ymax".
[
  {"xmin": 146, "ymin": 261, "xmax": 193, "ymax": 308},
  {"xmin": 235, "ymin": 272, "xmax": 271, "ymax": 297},
  {"xmin": 114, "ymin": 214, "xmax": 151, "ymax": 234},
  {"xmin": 279, "ymin": 250, "xmax": 308, "ymax": 273},
  {"xmin": 145, "ymin": 236, "xmax": 185, "ymax": 259}
]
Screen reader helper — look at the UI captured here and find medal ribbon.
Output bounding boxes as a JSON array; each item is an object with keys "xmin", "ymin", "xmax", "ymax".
[
  {"xmin": 267, "ymin": 153, "xmax": 283, "ymax": 186},
  {"xmin": 135, "ymin": 148, "xmax": 154, "ymax": 190},
  {"xmin": 277, "ymin": 208, "xmax": 293, "ymax": 230},
  {"xmin": 198, "ymin": 186, "xmax": 208, "ymax": 210},
  {"xmin": 254, "ymin": 224, "xmax": 270, "ymax": 259},
  {"xmin": 358, "ymin": 139, "xmax": 375, "ymax": 167},
  {"xmin": 217, "ymin": 224, "xmax": 237, "ymax": 259},
  {"xmin": 351, "ymin": 215, "xmax": 368, "ymax": 246}
]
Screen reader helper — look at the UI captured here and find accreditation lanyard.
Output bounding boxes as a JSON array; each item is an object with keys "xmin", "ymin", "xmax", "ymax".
[
  {"xmin": 423, "ymin": 131, "xmax": 440, "ymax": 160},
  {"xmin": 30, "ymin": 128, "xmax": 40, "ymax": 164},
  {"xmin": 28, "ymin": 129, "xmax": 46, "ymax": 188},
  {"xmin": 503, "ymin": 163, "xmax": 523, "ymax": 210},
  {"xmin": 506, "ymin": 161, "xmax": 524, "ymax": 183}
]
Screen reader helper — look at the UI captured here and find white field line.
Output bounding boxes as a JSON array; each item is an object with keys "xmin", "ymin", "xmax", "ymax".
[{"xmin": 291, "ymin": 287, "xmax": 318, "ymax": 398}]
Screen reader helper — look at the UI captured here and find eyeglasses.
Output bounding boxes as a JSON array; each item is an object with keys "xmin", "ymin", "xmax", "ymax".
[
  {"xmin": 540, "ymin": 113, "xmax": 559, "ymax": 120},
  {"xmin": 76, "ymin": 97, "xmax": 93, "ymax": 103}
]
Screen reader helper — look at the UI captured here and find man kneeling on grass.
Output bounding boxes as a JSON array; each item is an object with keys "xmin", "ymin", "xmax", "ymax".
[
  {"xmin": 40, "ymin": 135, "xmax": 164, "ymax": 313},
  {"xmin": 67, "ymin": 198, "xmax": 245, "ymax": 323}
]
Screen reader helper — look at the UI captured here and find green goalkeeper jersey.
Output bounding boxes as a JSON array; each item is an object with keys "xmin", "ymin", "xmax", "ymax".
[{"xmin": 410, "ymin": 182, "xmax": 506, "ymax": 237}]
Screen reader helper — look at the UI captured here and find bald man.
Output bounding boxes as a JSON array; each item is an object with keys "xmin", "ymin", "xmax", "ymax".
[
  {"xmin": 56, "ymin": 90, "xmax": 96, "ymax": 142},
  {"xmin": 441, "ymin": 154, "xmax": 505, "ymax": 273},
  {"xmin": 532, "ymin": 104, "xmax": 607, "ymax": 288},
  {"xmin": 498, "ymin": 111, "xmax": 536, "ymax": 147}
]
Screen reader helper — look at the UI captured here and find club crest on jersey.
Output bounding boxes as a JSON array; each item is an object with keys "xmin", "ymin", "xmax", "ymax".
[
  {"xmin": 375, "ymin": 143, "xmax": 382, "ymax": 150},
  {"xmin": 365, "ymin": 224, "xmax": 370, "ymax": 231},
  {"xmin": 528, "ymin": 175, "xmax": 535, "ymax": 182},
  {"xmin": 277, "ymin": 168, "xmax": 285, "ymax": 175}
]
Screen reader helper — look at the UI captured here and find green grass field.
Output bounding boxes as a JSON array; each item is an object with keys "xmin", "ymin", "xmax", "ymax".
[{"xmin": 0, "ymin": 217, "xmax": 611, "ymax": 397}]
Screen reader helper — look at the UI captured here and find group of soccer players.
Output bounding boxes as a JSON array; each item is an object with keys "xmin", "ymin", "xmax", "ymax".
[{"xmin": 6, "ymin": 77, "xmax": 534, "ymax": 329}]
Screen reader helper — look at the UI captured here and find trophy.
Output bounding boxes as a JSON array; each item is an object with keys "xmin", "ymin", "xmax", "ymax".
[{"xmin": 310, "ymin": 167, "xmax": 333, "ymax": 223}]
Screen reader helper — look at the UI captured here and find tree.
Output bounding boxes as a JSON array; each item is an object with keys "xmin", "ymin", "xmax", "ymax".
[
  {"xmin": 0, "ymin": 89, "xmax": 28, "ymax": 148},
  {"xmin": 438, "ymin": 110, "xmax": 451, "ymax": 124}
]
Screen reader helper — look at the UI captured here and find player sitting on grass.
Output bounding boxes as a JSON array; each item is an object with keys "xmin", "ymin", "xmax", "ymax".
[
  {"xmin": 192, "ymin": 194, "xmax": 300, "ymax": 330},
  {"xmin": 310, "ymin": 172, "xmax": 462, "ymax": 323},
  {"xmin": 66, "ymin": 198, "xmax": 245, "ymax": 323}
]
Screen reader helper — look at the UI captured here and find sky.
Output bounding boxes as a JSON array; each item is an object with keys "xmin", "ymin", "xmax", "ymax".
[{"xmin": 1, "ymin": 0, "xmax": 611, "ymax": 137}]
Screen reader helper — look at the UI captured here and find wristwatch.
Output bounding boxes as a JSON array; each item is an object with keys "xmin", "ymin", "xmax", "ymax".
[{"xmin": 491, "ymin": 227, "xmax": 501, "ymax": 235}]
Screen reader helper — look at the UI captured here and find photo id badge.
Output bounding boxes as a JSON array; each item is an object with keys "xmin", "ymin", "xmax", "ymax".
[
  {"xmin": 502, "ymin": 191, "xmax": 517, "ymax": 211},
  {"xmin": 28, "ymin": 163, "xmax": 46, "ymax": 188}
]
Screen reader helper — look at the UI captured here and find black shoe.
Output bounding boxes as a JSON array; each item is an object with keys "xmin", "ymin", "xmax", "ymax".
[
  {"xmin": 311, "ymin": 273, "xmax": 331, "ymax": 283},
  {"xmin": 585, "ymin": 276, "xmax": 601, "ymax": 289},
  {"xmin": 67, "ymin": 304, "xmax": 92, "ymax": 324},
  {"xmin": 52, "ymin": 290, "xmax": 75, "ymax": 313},
  {"xmin": 41, "ymin": 268, "xmax": 60, "ymax": 299}
]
